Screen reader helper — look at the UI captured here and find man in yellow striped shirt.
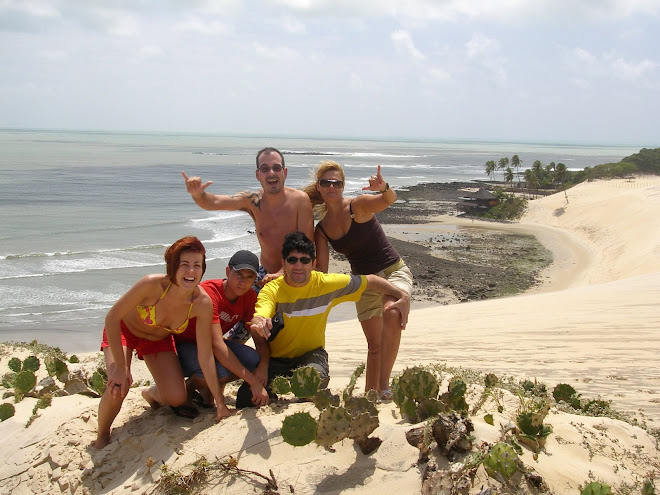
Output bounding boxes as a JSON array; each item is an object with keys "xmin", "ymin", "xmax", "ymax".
[{"xmin": 237, "ymin": 231, "xmax": 409, "ymax": 407}]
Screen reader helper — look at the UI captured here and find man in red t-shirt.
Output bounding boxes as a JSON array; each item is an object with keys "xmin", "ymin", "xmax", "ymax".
[{"xmin": 174, "ymin": 250, "xmax": 270, "ymax": 417}]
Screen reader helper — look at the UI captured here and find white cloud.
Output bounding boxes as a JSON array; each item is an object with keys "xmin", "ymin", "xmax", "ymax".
[
  {"xmin": 391, "ymin": 30, "xmax": 425, "ymax": 60},
  {"xmin": 281, "ymin": 16, "xmax": 307, "ymax": 34},
  {"xmin": 174, "ymin": 17, "xmax": 231, "ymax": 36}
]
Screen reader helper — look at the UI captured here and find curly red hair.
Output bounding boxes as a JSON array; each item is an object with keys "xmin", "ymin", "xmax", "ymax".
[{"xmin": 164, "ymin": 236, "xmax": 206, "ymax": 284}]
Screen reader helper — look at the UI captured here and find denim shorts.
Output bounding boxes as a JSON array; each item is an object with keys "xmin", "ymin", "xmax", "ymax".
[{"xmin": 176, "ymin": 340, "xmax": 260, "ymax": 379}]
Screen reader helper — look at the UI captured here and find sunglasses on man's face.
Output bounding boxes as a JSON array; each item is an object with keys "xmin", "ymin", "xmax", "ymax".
[
  {"xmin": 258, "ymin": 164, "xmax": 284, "ymax": 174},
  {"xmin": 285, "ymin": 255, "xmax": 313, "ymax": 265},
  {"xmin": 318, "ymin": 179, "xmax": 344, "ymax": 188}
]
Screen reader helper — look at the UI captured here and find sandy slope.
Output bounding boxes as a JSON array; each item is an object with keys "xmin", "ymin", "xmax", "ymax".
[{"xmin": 1, "ymin": 176, "xmax": 659, "ymax": 494}]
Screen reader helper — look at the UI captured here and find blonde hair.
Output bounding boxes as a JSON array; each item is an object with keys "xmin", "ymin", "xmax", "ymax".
[{"xmin": 302, "ymin": 160, "xmax": 346, "ymax": 207}]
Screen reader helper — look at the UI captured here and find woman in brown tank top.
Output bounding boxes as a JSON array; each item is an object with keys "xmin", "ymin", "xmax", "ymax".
[{"xmin": 303, "ymin": 161, "xmax": 413, "ymax": 398}]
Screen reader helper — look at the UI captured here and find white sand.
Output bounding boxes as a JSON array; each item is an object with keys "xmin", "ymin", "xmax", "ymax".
[{"xmin": 1, "ymin": 176, "xmax": 659, "ymax": 494}]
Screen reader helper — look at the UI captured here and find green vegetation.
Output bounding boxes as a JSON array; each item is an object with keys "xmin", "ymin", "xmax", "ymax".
[
  {"xmin": 478, "ymin": 147, "xmax": 660, "ymax": 219},
  {"xmin": 277, "ymin": 364, "xmax": 382, "ymax": 454}
]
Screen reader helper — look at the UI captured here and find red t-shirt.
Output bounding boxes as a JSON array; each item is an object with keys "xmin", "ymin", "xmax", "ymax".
[{"xmin": 173, "ymin": 279, "xmax": 257, "ymax": 343}]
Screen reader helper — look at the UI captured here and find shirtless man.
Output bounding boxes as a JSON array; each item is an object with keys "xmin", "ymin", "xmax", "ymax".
[{"xmin": 182, "ymin": 147, "xmax": 314, "ymax": 282}]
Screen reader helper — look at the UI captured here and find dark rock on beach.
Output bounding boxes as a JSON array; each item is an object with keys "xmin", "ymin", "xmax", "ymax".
[{"xmin": 332, "ymin": 181, "xmax": 553, "ymax": 305}]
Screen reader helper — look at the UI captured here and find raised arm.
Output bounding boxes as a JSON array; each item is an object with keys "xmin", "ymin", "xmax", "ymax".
[
  {"xmin": 365, "ymin": 274, "xmax": 410, "ymax": 329},
  {"xmin": 182, "ymin": 171, "xmax": 253, "ymax": 212},
  {"xmin": 353, "ymin": 165, "xmax": 397, "ymax": 216}
]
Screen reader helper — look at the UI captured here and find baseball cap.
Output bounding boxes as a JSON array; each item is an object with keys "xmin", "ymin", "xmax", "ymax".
[{"xmin": 228, "ymin": 250, "xmax": 259, "ymax": 274}]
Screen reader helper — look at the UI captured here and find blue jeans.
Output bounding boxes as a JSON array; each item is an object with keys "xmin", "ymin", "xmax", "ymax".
[{"xmin": 176, "ymin": 340, "xmax": 260, "ymax": 380}]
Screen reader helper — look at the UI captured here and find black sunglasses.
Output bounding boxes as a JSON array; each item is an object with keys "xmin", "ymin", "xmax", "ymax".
[
  {"xmin": 318, "ymin": 179, "xmax": 344, "ymax": 188},
  {"xmin": 285, "ymin": 255, "xmax": 313, "ymax": 265},
  {"xmin": 258, "ymin": 164, "xmax": 284, "ymax": 173}
]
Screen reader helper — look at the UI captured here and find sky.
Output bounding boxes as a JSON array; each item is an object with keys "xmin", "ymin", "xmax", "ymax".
[{"xmin": 1, "ymin": 1, "xmax": 659, "ymax": 144}]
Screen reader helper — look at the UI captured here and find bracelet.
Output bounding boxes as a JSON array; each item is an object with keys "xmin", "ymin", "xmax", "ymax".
[{"xmin": 379, "ymin": 182, "xmax": 390, "ymax": 193}]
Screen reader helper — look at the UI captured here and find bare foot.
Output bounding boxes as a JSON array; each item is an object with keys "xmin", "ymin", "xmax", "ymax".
[
  {"xmin": 141, "ymin": 388, "xmax": 161, "ymax": 409},
  {"xmin": 93, "ymin": 434, "xmax": 111, "ymax": 450}
]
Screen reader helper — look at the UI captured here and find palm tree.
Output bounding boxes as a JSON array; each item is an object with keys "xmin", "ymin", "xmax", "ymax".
[
  {"xmin": 485, "ymin": 160, "xmax": 496, "ymax": 181},
  {"xmin": 555, "ymin": 162, "xmax": 568, "ymax": 186},
  {"xmin": 505, "ymin": 167, "xmax": 514, "ymax": 187},
  {"xmin": 498, "ymin": 157, "xmax": 509, "ymax": 183},
  {"xmin": 511, "ymin": 154, "xmax": 522, "ymax": 188},
  {"xmin": 524, "ymin": 169, "xmax": 540, "ymax": 198}
]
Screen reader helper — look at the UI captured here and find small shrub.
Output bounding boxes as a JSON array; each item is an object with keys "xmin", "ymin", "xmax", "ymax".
[{"xmin": 69, "ymin": 355, "xmax": 79, "ymax": 364}]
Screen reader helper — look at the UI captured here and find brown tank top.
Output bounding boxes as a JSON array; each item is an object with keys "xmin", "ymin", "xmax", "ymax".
[{"xmin": 317, "ymin": 202, "xmax": 400, "ymax": 275}]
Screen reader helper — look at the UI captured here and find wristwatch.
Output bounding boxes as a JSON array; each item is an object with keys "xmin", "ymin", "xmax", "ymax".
[{"xmin": 380, "ymin": 182, "xmax": 390, "ymax": 193}]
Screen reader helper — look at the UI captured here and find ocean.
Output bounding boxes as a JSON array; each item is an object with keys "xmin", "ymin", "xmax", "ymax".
[{"xmin": 0, "ymin": 129, "xmax": 641, "ymax": 353}]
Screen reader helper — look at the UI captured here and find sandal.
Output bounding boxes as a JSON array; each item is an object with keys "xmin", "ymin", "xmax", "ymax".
[
  {"xmin": 379, "ymin": 389, "xmax": 393, "ymax": 401},
  {"xmin": 171, "ymin": 405, "xmax": 199, "ymax": 419}
]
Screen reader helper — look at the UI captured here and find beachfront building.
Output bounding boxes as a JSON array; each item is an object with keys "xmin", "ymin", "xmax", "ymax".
[{"xmin": 457, "ymin": 188, "xmax": 499, "ymax": 214}]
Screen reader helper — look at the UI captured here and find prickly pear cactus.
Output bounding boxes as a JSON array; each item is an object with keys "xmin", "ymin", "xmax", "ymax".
[
  {"xmin": 290, "ymin": 366, "xmax": 321, "ymax": 398},
  {"xmin": 315, "ymin": 406, "xmax": 351, "ymax": 448},
  {"xmin": 399, "ymin": 367, "xmax": 439, "ymax": 402},
  {"xmin": 90, "ymin": 370, "xmax": 107, "ymax": 396},
  {"xmin": 8, "ymin": 357, "xmax": 22, "ymax": 373},
  {"xmin": 14, "ymin": 370, "xmax": 37, "ymax": 395},
  {"xmin": 344, "ymin": 396, "xmax": 378, "ymax": 418},
  {"xmin": 446, "ymin": 377, "xmax": 468, "ymax": 412},
  {"xmin": 313, "ymin": 388, "xmax": 340, "ymax": 411},
  {"xmin": 270, "ymin": 375, "xmax": 292, "ymax": 395},
  {"xmin": 281, "ymin": 412, "xmax": 318, "ymax": 446},
  {"xmin": 580, "ymin": 482, "xmax": 612, "ymax": 495},
  {"xmin": 45, "ymin": 357, "xmax": 69, "ymax": 382},
  {"xmin": 483, "ymin": 441, "xmax": 519, "ymax": 481},
  {"xmin": 484, "ymin": 373, "xmax": 498, "ymax": 388},
  {"xmin": 0, "ymin": 403, "xmax": 15, "ymax": 421},
  {"xmin": 553, "ymin": 383, "xmax": 581, "ymax": 408},
  {"xmin": 22, "ymin": 356, "xmax": 40, "ymax": 372},
  {"xmin": 417, "ymin": 398, "xmax": 442, "ymax": 420},
  {"xmin": 69, "ymin": 355, "xmax": 80, "ymax": 364},
  {"xmin": 2, "ymin": 372, "xmax": 16, "ymax": 389},
  {"xmin": 342, "ymin": 363, "xmax": 365, "ymax": 401},
  {"xmin": 348, "ymin": 412, "xmax": 379, "ymax": 440}
]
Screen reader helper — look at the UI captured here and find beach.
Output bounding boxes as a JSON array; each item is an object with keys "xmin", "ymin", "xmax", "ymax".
[{"xmin": 1, "ymin": 176, "xmax": 659, "ymax": 494}]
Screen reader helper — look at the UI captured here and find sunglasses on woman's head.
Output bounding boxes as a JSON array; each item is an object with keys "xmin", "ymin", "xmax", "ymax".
[
  {"xmin": 318, "ymin": 179, "xmax": 344, "ymax": 188},
  {"xmin": 285, "ymin": 255, "xmax": 313, "ymax": 265}
]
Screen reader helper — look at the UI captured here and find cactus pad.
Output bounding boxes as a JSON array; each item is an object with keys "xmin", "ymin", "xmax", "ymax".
[
  {"xmin": 14, "ymin": 370, "xmax": 37, "ymax": 395},
  {"xmin": 399, "ymin": 368, "xmax": 439, "ymax": 402},
  {"xmin": 342, "ymin": 363, "xmax": 365, "ymax": 401},
  {"xmin": 22, "ymin": 356, "xmax": 40, "ymax": 372},
  {"xmin": 290, "ymin": 366, "xmax": 321, "ymax": 398},
  {"xmin": 348, "ymin": 412, "xmax": 379, "ymax": 440},
  {"xmin": 270, "ymin": 375, "xmax": 292, "ymax": 395},
  {"xmin": 483, "ymin": 442, "xmax": 519, "ymax": 481},
  {"xmin": 45, "ymin": 357, "xmax": 69, "ymax": 382},
  {"xmin": 281, "ymin": 412, "xmax": 317, "ymax": 447},
  {"xmin": 313, "ymin": 388, "xmax": 340, "ymax": 411},
  {"xmin": 580, "ymin": 482, "xmax": 612, "ymax": 495},
  {"xmin": 90, "ymin": 370, "xmax": 107, "ymax": 396},
  {"xmin": 8, "ymin": 358, "xmax": 22, "ymax": 373},
  {"xmin": 315, "ymin": 406, "xmax": 351, "ymax": 447},
  {"xmin": 0, "ymin": 402, "xmax": 15, "ymax": 421},
  {"xmin": 484, "ymin": 373, "xmax": 498, "ymax": 388},
  {"xmin": 344, "ymin": 396, "xmax": 378, "ymax": 418}
]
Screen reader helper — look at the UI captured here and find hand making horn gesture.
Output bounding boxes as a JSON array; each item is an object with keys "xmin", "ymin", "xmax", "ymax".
[
  {"xmin": 181, "ymin": 171, "xmax": 213, "ymax": 199},
  {"xmin": 362, "ymin": 165, "xmax": 388, "ymax": 193}
]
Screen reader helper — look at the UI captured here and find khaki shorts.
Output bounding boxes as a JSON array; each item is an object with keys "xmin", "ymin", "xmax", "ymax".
[{"xmin": 355, "ymin": 259, "xmax": 413, "ymax": 322}]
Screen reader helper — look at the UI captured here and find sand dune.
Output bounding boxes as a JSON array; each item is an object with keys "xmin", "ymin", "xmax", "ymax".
[{"xmin": 1, "ymin": 176, "xmax": 659, "ymax": 494}]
